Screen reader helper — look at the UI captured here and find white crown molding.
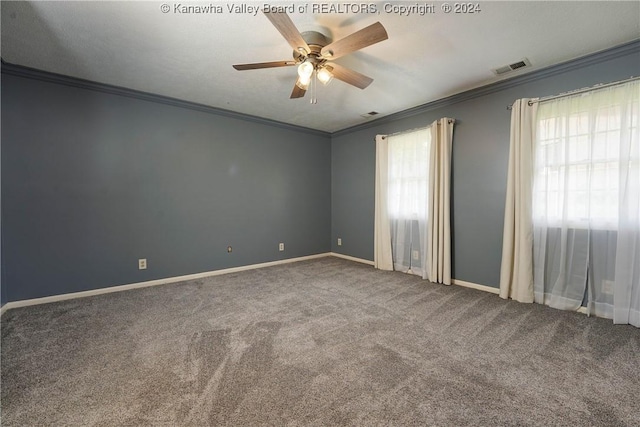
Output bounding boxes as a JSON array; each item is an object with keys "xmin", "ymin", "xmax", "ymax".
[
  {"xmin": 0, "ymin": 59, "xmax": 331, "ymax": 138},
  {"xmin": 3, "ymin": 40, "xmax": 637, "ymax": 138},
  {"xmin": 333, "ymin": 39, "xmax": 640, "ymax": 136}
]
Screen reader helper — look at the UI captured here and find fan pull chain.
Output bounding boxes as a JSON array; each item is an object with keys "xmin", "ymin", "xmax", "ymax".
[{"xmin": 310, "ymin": 70, "xmax": 318, "ymax": 104}]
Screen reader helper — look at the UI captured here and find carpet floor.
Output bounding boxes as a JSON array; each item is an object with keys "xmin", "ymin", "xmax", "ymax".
[{"xmin": 1, "ymin": 257, "xmax": 639, "ymax": 426}]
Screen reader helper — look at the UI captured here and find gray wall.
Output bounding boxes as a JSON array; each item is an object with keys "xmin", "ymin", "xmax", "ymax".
[
  {"xmin": 1, "ymin": 73, "xmax": 331, "ymax": 301},
  {"xmin": 2, "ymin": 41, "xmax": 638, "ymax": 303},
  {"xmin": 331, "ymin": 43, "xmax": 640, "ymax": 288}
]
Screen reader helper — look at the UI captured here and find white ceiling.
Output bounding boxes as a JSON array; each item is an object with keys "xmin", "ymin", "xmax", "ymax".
[{"xmin": 2, "ymin": 1, "xmax": 639, "ymax": 133}]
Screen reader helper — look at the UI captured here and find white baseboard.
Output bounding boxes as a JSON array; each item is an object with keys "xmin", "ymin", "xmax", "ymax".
[
  {"xmin": 443, "ymin": 280, "xmax": 594, "ymax": 318},
  {"xmin": 330, "ymin": 252, "xmax": 375, "ymax": 266},
  {"xmin": 1, "ymin": 253, "xmax": 332, "ymax": 314},
  {"xmin": 451, "ymin": 279, "xmax": 500, "ymax": 295},
  {"xmin": 328, "ymin": 254, "xmax": 500, "ymax": 296},
  {"xmin": 0, "ymin": 253, "xmax": 588, "ymax": 318},
  {"xmin": 325, "ymin": 253, "xmax": 503, "ymax": 297}
]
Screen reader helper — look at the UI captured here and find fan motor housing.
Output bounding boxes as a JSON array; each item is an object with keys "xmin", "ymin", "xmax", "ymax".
[{"xmin": 293, "ymin": 31, "xmax": 331, "ymax": 61}]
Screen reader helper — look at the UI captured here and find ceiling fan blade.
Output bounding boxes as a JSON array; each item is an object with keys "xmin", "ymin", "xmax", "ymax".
[
  {"xmin": 264, "ymin": 12, "xmax": 311, "ymax": 55},
  {"xmin": 290, "ymin": 79, "xmax": 307, "ymax": 98},
  {"xmin": 321, "ymin": 22, "xmax": 388, "ymax": 59},
  {"xmin": 327, "ymin": 63, "xmax": 373, "ymax": 89},
  {"xmin": 233, "ymin": 61, "xmax": 296, "ymax": 70}
]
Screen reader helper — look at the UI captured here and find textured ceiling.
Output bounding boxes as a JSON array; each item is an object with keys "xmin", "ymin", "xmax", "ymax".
[{"xmin": 2, "ymin": 1, "xmax": 639, "ymax": 132}]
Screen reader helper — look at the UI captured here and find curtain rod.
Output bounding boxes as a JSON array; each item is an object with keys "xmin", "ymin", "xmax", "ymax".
[
  {"xmin": 378, "ymin": 119, "xmax": 455, "ymax": 140},
  {"xmin": 506, "ymin": 75, "xmax": 639, "ymax": 110}
]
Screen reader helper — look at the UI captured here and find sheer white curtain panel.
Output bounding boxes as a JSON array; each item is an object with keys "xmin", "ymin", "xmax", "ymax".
[
  {"xmin": 387, "ymin": 128, "xmax": 430, "ymax": 276},
  {"xmin": 532, "ymin": 79, "xmax": 639, "ymax": 326}
]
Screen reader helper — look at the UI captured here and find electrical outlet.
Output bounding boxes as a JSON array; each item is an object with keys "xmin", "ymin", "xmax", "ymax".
[
  {"xmin": 602, "ymin": 280, "xmax": 614, "ymax": 295},
  {"xmin": 138, "ymin": 258, "xmax": 147, "ymax": 270},
  {"xmin": 279, "ymin": 243, "xmax": 285, "ymax": 251},
  {"xmin": 337, "ymin": 238, "xmax": 342, "ymax": 246},
  {"xmin": 227, "ymin": 246, "xmax": 232, "ymax": 253},
  {"xmin": 412, "ymin": 250, "xmax": 419, "ymax": 260}
]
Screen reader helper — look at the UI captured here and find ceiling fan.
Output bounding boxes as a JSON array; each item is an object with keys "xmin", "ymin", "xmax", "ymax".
[{"xmin": 233, "ymin": 11, "xmax": 388, "ymax": 101}]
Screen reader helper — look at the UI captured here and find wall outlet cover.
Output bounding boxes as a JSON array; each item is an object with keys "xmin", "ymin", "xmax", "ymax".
[{"xmin": 138, "ymin": 259, "xmax": 147, "ymax": 270}]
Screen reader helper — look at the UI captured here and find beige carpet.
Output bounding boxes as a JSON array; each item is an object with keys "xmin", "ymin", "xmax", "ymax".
[{"xmin": 2, "ymin": 257, "xmax": 639, "ymax": 426}]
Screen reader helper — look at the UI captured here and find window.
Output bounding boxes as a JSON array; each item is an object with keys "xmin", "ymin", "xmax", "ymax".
[
  {"xmin": 374, "ymin": 119, "xmax": 454, "ymax": 284},
  {"xmin": 533, "ymin": 84, "xmax": 639, "ymax": 229},
  {"xmin": 530, "ymin": 79, "xmax": 639, "ymax": 324},
  {"xmin": 387, "ymin": 128, "xmax": 431, "ymax": 220}
]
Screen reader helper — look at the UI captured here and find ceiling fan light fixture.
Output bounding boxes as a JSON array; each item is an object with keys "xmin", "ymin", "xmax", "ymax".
[
  {"xmin": 296, "ymin": 77, "xmax": 310, "ymax": 90},
  {"xmin": 317, "ymin": 67, "xmax": 333, "ymax": 85},
  {"xmin": 297, "ymin": 61, "xmax": 314, "ymax": 80},
  {"xmin": 233, "ymin": 12, "xmax": 388, "ymax": 102}
]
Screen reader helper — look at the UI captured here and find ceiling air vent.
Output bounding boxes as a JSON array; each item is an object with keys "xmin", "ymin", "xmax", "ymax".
[
  {"xmin": 492, "ymin": 58, "xmax": 532, "ymax": 76},
  {"xmin": 361, "ymin": 111, "xmax": 379, "ymax": 119}
]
